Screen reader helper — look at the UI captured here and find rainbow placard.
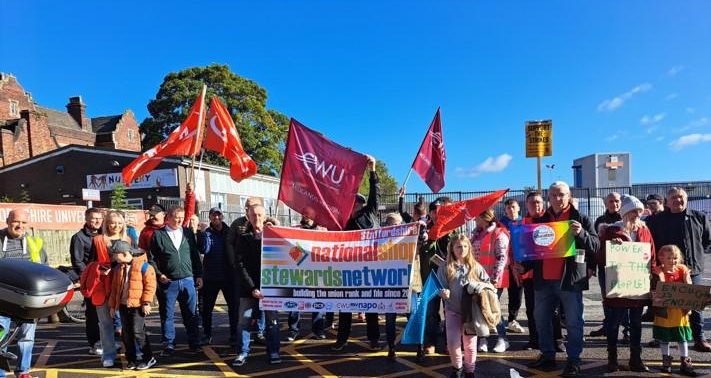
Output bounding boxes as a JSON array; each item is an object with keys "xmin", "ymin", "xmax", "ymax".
[{"xmin": 510, "ymin": 221, "xmax": 576, "ymax": 262}]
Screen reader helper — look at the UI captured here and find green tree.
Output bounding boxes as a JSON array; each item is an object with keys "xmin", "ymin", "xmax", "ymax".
[
  {"xmin": 18, "ymin": 189, "xmax": 31, "ymax": 203},
  {"xmin": 140, "ymin": 64, "xmax": 288, "ymax": 176},
  {"xmin": 0, "ymin": 193, "xmax": 14, "ymax": 203},
  {"xmin": 111, "ymin": 183, "xmax": 129, "ymax": 209},
  {"xmin": 359, "ymin": 160, "xmax": 399, "ymax": 197}
]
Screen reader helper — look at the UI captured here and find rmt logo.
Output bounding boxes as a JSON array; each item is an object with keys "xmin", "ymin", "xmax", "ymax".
[{"xmin": 295, "ymin": 152, "xmax": 345, "ymax": 186}]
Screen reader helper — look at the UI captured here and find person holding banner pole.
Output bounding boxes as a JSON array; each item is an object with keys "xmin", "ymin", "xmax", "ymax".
[
  {"xmin": 500, "ymin": 199, "xmax": 526, "ymax": 335},
  {"xmin": 598, "ymin": 195, "xmax": 655, "ymax": 372},
  {"xmin": 470, "ymin": 209, "xmax": 510, "ymax": 353},
  {"xmin": 516, "ymin": 181, "xmax": 599, "ymax": 377},
  {"xmin": 332, "ymin": 155, "xmax": 382, "ymax": 351},
  {"xmin": 230, "ymin": 204, "xmax": 281, "ymax": 366}
]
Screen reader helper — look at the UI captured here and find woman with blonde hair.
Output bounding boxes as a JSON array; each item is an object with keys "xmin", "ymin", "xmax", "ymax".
[
  {"xmin": 436, "ymin": 234, "xmax": 491, "ymax": 378},
  {"xmin": 89, "ymin": 211, "xmax": 133, "ymax": 368}
]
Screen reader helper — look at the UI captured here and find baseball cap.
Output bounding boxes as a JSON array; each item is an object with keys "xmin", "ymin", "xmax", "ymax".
[
  {"xmin": 148, "ymin": 203, "xmax": 166, "ymax": 216},
  {"xmin": 209, "ymin": 207, "xmax": 223, "ymax": 215},
  {"xmin": 645, "ymin": 193, "xmax": 663, "ymax": 203}
]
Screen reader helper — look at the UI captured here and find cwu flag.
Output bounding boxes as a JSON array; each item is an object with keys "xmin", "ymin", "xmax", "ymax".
[{"xmin": 401, "ymin": 272, "xmax": 444, "ymax": 344}]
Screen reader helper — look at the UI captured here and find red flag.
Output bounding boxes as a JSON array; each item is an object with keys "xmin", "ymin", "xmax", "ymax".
[
  {"xmin": 122, "ymin": 86, "xmax": 206, "ymax": 186},
  {"xmin": 278, "ymin": 118, "xmax": 368, "ymax": 231},
  {"xmin": 204, "ymin": 97, "xmax": 257, "ymax": 182},
  {"xmin": 412, "ymin": 108, "xmax": 446, "ymax": 193},
  {"xmin": 428, "ymin": 189, "xmax": 509, "ymax": 240}
]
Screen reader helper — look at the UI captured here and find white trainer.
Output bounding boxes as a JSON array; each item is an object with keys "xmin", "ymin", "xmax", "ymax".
[
  {"xmin": 477, "ymin": 337, "xmax": 488, "ymax": 352},
  {"xmin": 506, "ymin": 320, "xmax": 525, "ymax": 334},
  {"xmin": 493, "ymin": 337, "xmax": 510, "ymax": 353}
]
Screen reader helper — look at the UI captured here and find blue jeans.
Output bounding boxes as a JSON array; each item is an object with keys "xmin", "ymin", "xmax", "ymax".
[
  {"xmin": 253, "ymin": 310, "xmax": 266, "ymax": 335},
  {"xmin": 97, "ymin": 302, "xmax": 117, "ymax": 364},
  {"xmin": 237, "ymin": 298, "xmax": 280, "ymax": 357},
  {"xmin": 158, "ymin": 277, "xmax": 200, "ymax": 348},
  {"xmin": 598, "ymin": 267, "xmax": 629, "ymax": 334},
  {"xmin": 288, "ymin": 311, "xmax": 326, "ymax": 335},
  {"xmin": 0, "ymin": 317, "xmax": 36, "ymax": 377},
  {"xmin": 690, "ymin": 274, "xmax": 706, "ymax": 342},
  {"xmin": 534, "ymin": 280, "xmax": 585, "ymax": 364}
]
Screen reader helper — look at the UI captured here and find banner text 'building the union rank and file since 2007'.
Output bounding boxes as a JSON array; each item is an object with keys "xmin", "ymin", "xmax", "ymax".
[{"xmin": 260, "ymin": 223, "xmax": 419, "ymax": 314}]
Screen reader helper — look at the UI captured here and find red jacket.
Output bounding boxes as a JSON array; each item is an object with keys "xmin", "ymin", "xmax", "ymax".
[
  {"xmin": 599, "ymin": 223, "xmax": 656, "ymax": 308},
  {"xmin": 79, "ymin": 236, "xmax": 112, "ymax": 306},
  {"xmin": 139, "ymin": 221, "xmax": 163, "ymax": 251}
]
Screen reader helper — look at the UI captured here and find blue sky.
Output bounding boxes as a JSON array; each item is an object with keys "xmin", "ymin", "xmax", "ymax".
[{"xmin": 2, "ymin": 1, "xmax": 710, "ymax": 193}]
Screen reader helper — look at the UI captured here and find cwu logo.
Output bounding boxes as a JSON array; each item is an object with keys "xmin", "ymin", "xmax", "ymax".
[{"xmin": 295, "ymin": 152, "xmax": 345, "ymax": 186}]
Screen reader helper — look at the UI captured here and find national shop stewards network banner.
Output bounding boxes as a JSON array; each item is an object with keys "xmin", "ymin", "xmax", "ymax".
[{"xmin": 259, "ymin": 223, "xmax": 419, "ymax": 314}]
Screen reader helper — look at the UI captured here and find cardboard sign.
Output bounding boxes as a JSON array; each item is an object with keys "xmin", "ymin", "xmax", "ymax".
[
  {"xmin": 653, "ymin": 282, "xmax": 711, "ymax": 311},
  {"xmin": 604, "ymin": 241, "xmax": 652, "ymax": 299},
  {"xmin": 82, "ymin": 188, "xmax": 101, "ymax": 201},
  {"xmin": 525, "ymin": 120, "xmax": 552, "ymax": 158}
]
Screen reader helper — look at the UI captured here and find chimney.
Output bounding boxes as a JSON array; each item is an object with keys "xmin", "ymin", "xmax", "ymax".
[{"xmin": 67, "ymin": 96, "xmax": 91, "ymax": 131}]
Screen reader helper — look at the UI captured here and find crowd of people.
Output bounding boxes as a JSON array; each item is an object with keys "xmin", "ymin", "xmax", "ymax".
[{"xmin": 1, "ymin": 171, "xmax": 710, "ymax": 378}]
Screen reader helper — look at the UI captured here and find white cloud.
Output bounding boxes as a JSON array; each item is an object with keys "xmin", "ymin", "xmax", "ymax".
[
  {"xmin": 677, "ymin": 117, "xmax": 710, "ymax": 132},
  {"xmin": 456, "ymin": 154, "xmax": 512, "ymax": 178},
  {"xmin": 669, "ymin": 133, "xmax": 711, "ymax": 150},
  {"xmin": 668, "ymin": 65, "xmax": 685, "ymax": 76},
  {"xmin": 640, "ymin": 112, "xmax": 666, "ymax": 125},
  {"xmin": 597, "ymin": 83, "xmax": 652, "ymax": 112},
  {"xmin": 665, "ymin": 93, "xmax": 679, "ymax": 101}
]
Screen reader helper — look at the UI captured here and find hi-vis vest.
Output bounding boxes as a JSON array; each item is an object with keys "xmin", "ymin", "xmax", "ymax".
[
  {"xmin": 474, "ymin": 228, "xmax": 509, "ymax": 289},
  {"xmin": 26, "ymin": 236, "xmax": 43, "ymax": 263}
]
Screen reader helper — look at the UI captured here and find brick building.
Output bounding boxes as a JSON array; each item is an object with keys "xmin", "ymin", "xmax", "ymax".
[{"xmin": 0, "ymin": 73, "xmax": 141, "ymax": 167}]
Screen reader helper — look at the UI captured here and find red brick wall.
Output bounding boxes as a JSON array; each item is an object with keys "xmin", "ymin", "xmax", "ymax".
[
  {"xmin": 0, "ymin": 74, "xmax": 35, "ymax": 122},
  {"xmin": 0, "ymin": 122, "xmax": 30, "ymax": 166},
  {"xmin": 112, "ymin": 110, "xmax": 141, "ymax": 151},
  {"xmin": 24, "ymin": 110, "xmax": 54, "ymax": 157}
]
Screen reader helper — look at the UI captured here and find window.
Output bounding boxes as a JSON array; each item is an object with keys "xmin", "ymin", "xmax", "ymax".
[
  {"xmin": 128, "ymin": 129, "xmax": 134, "ymax": 142},
  {"xmin": 9, "ymin": 100, "xmax": 19, "ymax": 117}
]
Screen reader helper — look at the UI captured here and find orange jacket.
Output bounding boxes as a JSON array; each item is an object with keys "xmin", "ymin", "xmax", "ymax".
[{"xmin": 108, "ymin": 254, "xmax": 157, "ymax": 310}]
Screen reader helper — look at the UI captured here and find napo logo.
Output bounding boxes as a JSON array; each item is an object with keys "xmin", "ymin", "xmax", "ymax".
[
  {"xmin": 312, "ymin": 302, "xmax": 326, "ymax": 310},
  {"xmin": 284, "ymin": 301, "xmax": 298, "ymax": 309},
  {"xmin": 295, "ymin": 152, "xmax": 345, "ymax": 186},
  {"xmin": 532, "ymin": 225, "xmax": 556, "ymax": 247}
]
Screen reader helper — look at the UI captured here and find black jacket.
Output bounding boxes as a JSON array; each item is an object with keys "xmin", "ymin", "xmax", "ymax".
[
  {"xmin": 647, "ymin": 208, "xmax": 710, "ymax": 275},
  {"xmin": 594, "ymin": 211, "xmax": 622, "ymax": 235},
  {"xmin": 522, "ymin": 206, "xmax": 599, "ymax": 291},
  {"xmin": 346, "ymin": 171, "xmax": 379, "ymax": 231},
  {"xmin": 229, "ymin": 230, "xmax": 262, "ymax": 298},
  {"xmin": 69, "ymin": 226, "xmax": 99, "ymax": 275}
]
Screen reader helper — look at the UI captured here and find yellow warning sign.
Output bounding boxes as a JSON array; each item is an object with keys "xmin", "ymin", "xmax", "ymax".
[{"xmin": 525, "ymin": 120, "xmax": 552, "ymax": 158}]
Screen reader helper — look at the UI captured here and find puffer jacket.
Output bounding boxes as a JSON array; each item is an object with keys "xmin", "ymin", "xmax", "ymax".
[
  {"xmin": 108, "ymin": 254, "xmax": 157, "ymax": 310},
  {"xmin": 462, "ymin": 281, "xmax": 500, "ymax": 336}
]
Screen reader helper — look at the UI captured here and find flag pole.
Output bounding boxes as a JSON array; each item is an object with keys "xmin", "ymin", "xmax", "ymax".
[
  {"xmin": 189, "ymin": 85, "xmax": 208, "ymax": 186},
  {"xmin": 401, "ymin": 168, "xmax": 414, "ymax": 191}
]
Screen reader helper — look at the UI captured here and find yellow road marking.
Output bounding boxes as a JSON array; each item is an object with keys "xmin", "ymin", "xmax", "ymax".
[{"xmin": 202, "ymin": 345, "xmax": 244, "ymax": 377}]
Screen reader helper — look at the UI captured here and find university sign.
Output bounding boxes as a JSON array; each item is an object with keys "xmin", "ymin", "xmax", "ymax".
[{"xmin": 86, "ymin": 169, "xmax": 178, "ymax": 191}]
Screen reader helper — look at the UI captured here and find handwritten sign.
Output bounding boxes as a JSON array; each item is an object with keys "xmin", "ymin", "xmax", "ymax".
[
  {"xmin": 653, "ymin": 282, "xmax": 711, "ymax": 311},
  {"xmin": 604, "ymin": 241, "xmax": 652, "ymax": 299}
]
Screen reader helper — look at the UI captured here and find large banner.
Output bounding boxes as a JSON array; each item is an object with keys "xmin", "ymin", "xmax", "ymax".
[
  {"xmin": 510, "ymin": 221, "xmax": 576, "ymax": 262},
  {"xmin": 0, "ymin": 203, "xmax": 148, "ymax": 232},
  {"xmin": 260, "ymin": 223, "xmax": 419, "ymax": 313},
  {"xmin": 604, "ymin": 241, "xmax": 652, "ymax": 299},
  {"xmin": 87, "ymin": 169, "xmax": 177, "ymax": 191}
]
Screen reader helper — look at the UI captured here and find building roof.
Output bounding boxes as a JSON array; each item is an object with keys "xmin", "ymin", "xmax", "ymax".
[
  {"xmin": 91, "ymin": 115, "xmax": 122, "ymax": 133},
  {"xmin": 37, "ymin": 106, "xmax": 82, "ymax": 130}
]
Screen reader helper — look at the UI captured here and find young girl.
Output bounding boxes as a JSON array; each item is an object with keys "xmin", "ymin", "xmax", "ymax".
[
  {"xmin": 437, "ymin": 234, "xmax": 490, "ymax": 378},
  {"xmin": 653, "ymin": 245, "xmax": 697, "ymax": 376}
]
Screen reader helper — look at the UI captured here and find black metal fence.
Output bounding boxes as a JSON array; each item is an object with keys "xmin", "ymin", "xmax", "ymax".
[{"xmin": 381, "ymin": 181, "xmax": 711, "ymax": 227}]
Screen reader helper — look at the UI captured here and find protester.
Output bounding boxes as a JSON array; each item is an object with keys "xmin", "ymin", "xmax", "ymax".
[
  {"xmin": 499, "ymin": 199, "xmax": 526, "ymax": 335},
  {"xmin": 382, "ymin": 212, "xmax": 405, "ymax": 360},
  {"xmin": 148, "ymin": 206, "xmax": 203, "ymax": 356},
  {"xmin": 0, "ymin": 209, "xmax": 48, "ymax": 378},
  {"xmin": 187, "ymin": 214, "xmax": 200, "ymax": 240},
  {"xmin": 70, "ymin": 208, "xmax": 104, "ymax": 355},
  {"xmin": 471, "ymin": 209, "xmax": 510, "ymax": 353},
  {"xmin": 197, "ymin": 207, "xmax": 237, "ymax": 346},
  {"xmin": 139, "ymin": 204, "xmax": 166, "ymax": 251},
  {"xmin": 230, "ymin": 204, "xmax": 282, "ymax": 366},
  {"xmin": 108, "ymin": 241, "xmax": 157, "ymax": 370},
  {"xmin": 437, "ymin": 234, "xmax": 491, "ymax": 378},
  {"xmin": 87, "ymin": 211, "xmax": 133, "ymax": 368},
  {"xmin": 652, "ymin": 245, "xmax": 698, "ymax": 376},
  {"xmin": 332, "ymin": 155, "xmax": 382, "ymax": 351},
  {"xmin": 591, "ymin": 192, "xmax": 629, "ymax": 342},
  {"xmin": 287, "ymin": 215, "xmax": 327, "ymax": 342},
  {"xmin": 647, "ymin": 187, "xmax": 711, "ymax": 352},
  {"xmin": 226, "ymin": 197, "xmax": 266, "ymax": 344},
  {"xmin": 517, "ymin": 181, "xmax": 599, "ymax": 377},
  {"xmin": 598, "ymin": 195, "xmax": 654, "ymax": 372},
  {"xmin": 419, "ymin": 196, "xmax": 454, "ymax": 357},
  {"xmin": 643, "ymin": 193, "xmax": 665, "ymax": 218}
]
